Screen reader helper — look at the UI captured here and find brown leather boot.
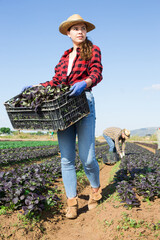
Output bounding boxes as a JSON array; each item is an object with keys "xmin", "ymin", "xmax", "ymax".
[
  {"xmin": 66, "ymin": 197, "xmax": 78, "ymax": 219},
  {"xmin": 88, "ymin": 187, "xmax": 102, "ymax": 210}
]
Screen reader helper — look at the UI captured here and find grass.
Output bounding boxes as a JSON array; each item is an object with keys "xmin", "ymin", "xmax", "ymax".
[
  {"xmin": 2, "ymin": 132, "xmax": 158, "ymax": 142},
  {"xmin": 0, "ymin": 204, "xmax": 15, "ymax": 215},
  {"xmin": 99, "ymin": 159, "xmax": 122, "ymax": 209},
  {"xmin": 104, "ymin": 219, "xmax": 114, "ymax": 227},
  {"xmin": 0, "ymin": 140, "xmax": 58, "ymax": 149},
  {"xmin": 97, "ymin": 133, "xmax": 158, "ymax": 144},
  {"xmin": 117, "ymin": 212, "xmax": 145, "ymax": 231},
  {"xmin": 115, "ymin": 212, "xmax": 160, "ymax": 239},
  {"xmin": 129, "ymin": 134, "xmax": 157, "ymax": 142},
  {"xmin": 76, "ymin": 168, "xmax": 89, "ymax": 185},
  {"xmin": 0, "ymin": 131, "xmax": 58, "ymax": 141},
  {"xmin": 0, "ymin": 206, "xmax": 8, "ymax": 215},
  {"xmin": 108, "ymin": 160, "xmax": 121, "ymax": 183}
]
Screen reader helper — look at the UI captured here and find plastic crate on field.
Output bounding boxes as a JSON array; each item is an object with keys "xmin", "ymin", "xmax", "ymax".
[{"xmin": 4, "ymin": 91, "xmax": 90, "ymax": 131}]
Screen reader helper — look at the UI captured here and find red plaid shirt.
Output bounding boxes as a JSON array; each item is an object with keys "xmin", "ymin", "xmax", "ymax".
[{"xmin": 40, "ymin": 45, "xmax": 103, "ymax": 90}]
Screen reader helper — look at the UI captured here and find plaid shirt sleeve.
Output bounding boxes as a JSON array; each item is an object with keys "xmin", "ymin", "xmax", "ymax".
[
  {"xmin": 88, "ymin": 45, "xmax": 103, "ymax": 87},
  {"xmin": 115, "ymin": 132, "xmax": 122, "ymax": 154},
  {"xmin": 121, "ymin": 140, "xmax": 126, "ymax": 152}
]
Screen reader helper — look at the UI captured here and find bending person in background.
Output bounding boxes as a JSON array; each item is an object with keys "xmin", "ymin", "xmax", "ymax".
[{"xmin": 103, "ymin": 127, "xmax": 130, "ymax": 165}]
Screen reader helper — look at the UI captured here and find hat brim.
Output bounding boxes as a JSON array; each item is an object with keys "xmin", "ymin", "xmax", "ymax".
[{"xmin": 59, "ymin": 20, "xmax": 95, "ymax": 35}]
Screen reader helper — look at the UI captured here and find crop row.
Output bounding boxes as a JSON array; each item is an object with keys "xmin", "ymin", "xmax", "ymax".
[
  {"xmin": 0, "ymin": 143, "xmax": 109, "ymax": 216},
  {"xmin": 1, "ymin": 141, "xmax": 159, "ymax": 214},
  {"xmin": 115, "ymin": 142, "xmax": 160, "ymax": 207},
  {"xmin": 0, "ymin": 140, "xmax": 57, "ymax": 149},
  {"xmin": 0, "ymin": 157, "xmax": 61, "ymax": 215},
  {"xmin": 0, "ymin": 141, "xmax": 108, "ymax": 166},
  {"xmin": 134, "ymin": 141, "xmax": 158, "ymax": 150},
  {"xmin": 0, "ymin": 145, "xmax": 60, "ymax": 166}
]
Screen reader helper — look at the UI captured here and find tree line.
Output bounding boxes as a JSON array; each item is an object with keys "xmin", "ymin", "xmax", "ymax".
[{"xmin": 0, "ymin": 127, "xmax": 11, "ymax": 134}]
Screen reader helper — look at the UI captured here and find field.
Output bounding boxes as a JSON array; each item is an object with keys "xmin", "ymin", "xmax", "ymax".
[{"xmin": 0, "ymin": 136, "xmax": 160, "ymax": 240}]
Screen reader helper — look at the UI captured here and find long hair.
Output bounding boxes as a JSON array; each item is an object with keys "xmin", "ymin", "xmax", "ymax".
[{"xmin": 80, "ymin": 37, "xmax": 93, "ymax": 61}]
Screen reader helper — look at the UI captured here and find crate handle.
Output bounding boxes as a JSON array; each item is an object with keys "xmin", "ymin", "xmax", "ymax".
[{"xmin": 4, "ymin": 93, "xmax": 22, "ymax": 108}]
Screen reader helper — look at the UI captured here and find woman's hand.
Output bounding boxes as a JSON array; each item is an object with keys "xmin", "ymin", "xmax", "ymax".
[{"xmin": 69, "ymin": 81, "xmax": 87, "ymax": 96}]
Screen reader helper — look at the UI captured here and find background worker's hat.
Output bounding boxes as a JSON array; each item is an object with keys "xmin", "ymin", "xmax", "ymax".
[
  {"xmin": 59, "ymin": 14, "xmax": 95, "ymax": 35},
  {"xmin": 122, "ymin": 129, "xmax": 130, "ymax": 139}
]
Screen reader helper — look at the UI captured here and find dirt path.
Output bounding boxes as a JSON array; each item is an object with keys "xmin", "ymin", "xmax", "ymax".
[
  {"xmin": 44, "ymin": 165, "xmax": 160, "ymax": 240},
  {"xmin": 46, "ymin": 164, "xmax": 113, "ymax": 240},
  {"xmin": 0, "ymin": 162, "xmax": 160, "ymax": 240},
  {"xmin": 135, "ymin": 143, "xmax": 156, "ymax": 153}
]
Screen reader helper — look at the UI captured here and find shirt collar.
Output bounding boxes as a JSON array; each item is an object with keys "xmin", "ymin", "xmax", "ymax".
[{"xmin": 63, "ymin": 47, "xmax": 80, "ymax": 57}]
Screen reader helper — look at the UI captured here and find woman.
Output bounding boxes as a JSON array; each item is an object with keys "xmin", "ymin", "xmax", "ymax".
[{"xmin": 36, "ymin": 14, "xmax": 103, "ymax": 219}]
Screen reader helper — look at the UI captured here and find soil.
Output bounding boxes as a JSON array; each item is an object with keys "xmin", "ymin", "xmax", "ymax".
[
  {"xmin": 0, "ymin": 161, "xmax": 160, "ymax": 240},
  {"xmin": 135, "ymin": 143, "xmax": 156, "ymax": 154}
]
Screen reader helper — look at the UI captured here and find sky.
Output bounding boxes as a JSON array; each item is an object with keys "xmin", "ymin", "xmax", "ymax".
[{"xmin": 0, "ymin": 0, "xmax": 160, "ymax": 136}]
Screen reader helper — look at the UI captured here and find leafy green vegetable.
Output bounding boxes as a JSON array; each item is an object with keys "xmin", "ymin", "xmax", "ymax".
[{"xmin": 8, "ymin": 84, "xmax": 70, "ymax": 112}]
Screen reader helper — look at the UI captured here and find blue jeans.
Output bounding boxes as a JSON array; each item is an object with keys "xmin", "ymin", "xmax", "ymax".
[
  {"xmin": 103, "ymin": 134, "xmax": 116, "ymax": 152},
  {"xmin": 57, "ymin": 91, "xmax": 100, "ymax": 198}
]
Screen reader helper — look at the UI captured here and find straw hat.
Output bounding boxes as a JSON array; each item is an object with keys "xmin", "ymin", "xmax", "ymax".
[
  {"xmin": 122, "ymin": 129, "xmax": 130, "ymax": 139},
  {"xmin": 59, "ymin": 14, "xmax": 95, "ymax": 35}
]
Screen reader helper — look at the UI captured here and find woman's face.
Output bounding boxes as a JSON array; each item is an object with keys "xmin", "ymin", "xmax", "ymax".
[{"xmin": 67, "ymin": 23, "xmax": 87, "ymax": 46}]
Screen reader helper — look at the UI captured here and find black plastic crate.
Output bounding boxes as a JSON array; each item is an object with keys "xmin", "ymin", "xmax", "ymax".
[{"xmin": 4, "ymin": 91, "xmax": 90, "ymax": 131}]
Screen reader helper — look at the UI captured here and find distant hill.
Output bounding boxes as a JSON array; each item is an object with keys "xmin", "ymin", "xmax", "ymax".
[{"xmin": 130, "ymin": 127, "xmax": 158, "ymax": 137}]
